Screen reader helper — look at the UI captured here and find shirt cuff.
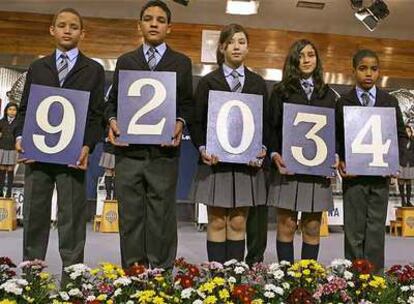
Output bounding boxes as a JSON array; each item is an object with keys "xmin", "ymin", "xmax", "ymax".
[
  {"xmin": 109, "ymin": 117, "xmax": 116, "ymax": 122},
  {"xmin": 16, "ymin": 136, "xmax": 22, "ymax": 141},
  {"xmin": 176, "ymin": 117, "xmax": 186, "ymax": 126},
  {"xmin": 199, "ymin": 145, "xmax": 206, "ymax": 153},
  {"xmin": 270, "ymin": 152, "xmax": 278, "ymax": 160},
  {"xmin": 262, "ymin": 145, "xmax": 267, "ymax": 151}
]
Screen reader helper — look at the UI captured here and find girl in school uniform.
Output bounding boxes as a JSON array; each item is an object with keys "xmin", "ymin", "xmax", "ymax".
[
  {"xmin": 190, "ymin": 23, "xmax": 269, "ymax": 263},
  {"xmin": 267, "ymin": 39, "xmax": 337, "ymax": 263},
  {"xmin": 0, "ymin": 102, "xmax": 19, "ymax": 198},
  {"xmin": 398, "ymin": 125, "xmax": 414, "ymax": 207}
]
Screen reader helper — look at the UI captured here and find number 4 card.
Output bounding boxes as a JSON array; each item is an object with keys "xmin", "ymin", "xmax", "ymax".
[
  {"xmin": 117, "ymin": 71, "xmax": 176, "ymax": 145},
  {"xmin": 344, "ymin": 106, "xmax": 399, "ymax": 176},
  {"xmin": 282, "ymin": 103, "xmax": 336, "ymax": 176},
  {"xmin": 22, "ymin": 84, "xmax": 90, "ymax": 165}
]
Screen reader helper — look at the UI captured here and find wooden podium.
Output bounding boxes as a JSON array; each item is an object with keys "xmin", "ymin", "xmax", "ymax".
[
  {"xmin": 99, "ymin": 200, "xmax": 119, "ymax": 233},
  {"xmin": 399, "ymin": 207, "xmax": 414, "ymax": 237},
  {"xmin": 0, "ymin": 198, "xmax": 17, "ymax": 231}
]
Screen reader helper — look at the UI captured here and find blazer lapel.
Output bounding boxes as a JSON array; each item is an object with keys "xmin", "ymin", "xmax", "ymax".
[
  {"xmin": 43, "ymin": 52, "xmax": 60, "ymax": 86},
  {"xmin": 136, "ymin": 45, "xmax": 151, "ymax": 70},
  {"xmin": 63, "ymin": 52, "xmax": 89, "ymax": 85}
]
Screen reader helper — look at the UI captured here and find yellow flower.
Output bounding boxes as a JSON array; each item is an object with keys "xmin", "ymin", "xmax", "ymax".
[
  {"xmin": 106, "ymin": 300, "xmax": 114, "ymax": 304},
  {"xmin": 39, "ymin": 272, "xmax": 50, "ymax": 280},
  {"xmin": 199, "ymin": 281, "xmax": 216, "ymax": 293},
  {"xmin": 303, "ymin": 269, "xmax": 311, "ymax": 275},
  {"xmin": 219, "ymin": 289, "xmax": 230, "ymax": 300},
  {"xmin": 47, "ymin": 283, "xmax": 56, "ymax": 290},
  {"xmin": 294, "ymin": 272, "xmax": 302, "ymax": 278},
  {"xmin": 90, "ymin": 268, "xmax": 100, "ymax": 275},
  {"xmin": 252, "ymin": 300, "xmax": 264, "ymax": 304},
  {"xmin": 299, "ymin": 260, "xmax": 311, "ymax": 268},
  {"xmin": 212, "ymin": 277, "xmax": 225, "ymax": 286},
  {"xmin": 356, "ymin": 290, "xmax": 361, "ymax": 295},
  {"xmin": 97, "ymin": 294, "xmax": 108, "ymax": 301},
  {"xmin": 0, "ymin": 300, "xmax": 17, "ymax": 304},
  {"xmin": 305, "ymin": 278, "xmax": 313, "ymax": 283},
  {"xmin": 204, "ymin": 295, "xmax": 218, "ymax": 304},
  {"xmin": 153, "ymin": 296, "xmax": 165, "ymax": 304},
  {"xmin": 155, "ymin": 275, "xmax": 165, "ymax": 282},
  {"xmin": 369, "ymin": 276, "xmax": 386, "ymax": 289},
  {"xmin": 359, "ymin": 274, "xmax": 370, "ymax": 281},
  {"xmin": 136, "ymin": 290, "xmax": 156, "ymax": 302}
]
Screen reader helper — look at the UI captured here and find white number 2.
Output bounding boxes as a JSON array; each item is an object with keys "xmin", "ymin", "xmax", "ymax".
[
  {"xmin": 33, "ymin": 96, "xmax": 76, "ymax": 154},
  {"xmin": 291, "ymin": 112, "xmax": 328, "ymax": 166},
  {"xmin": 127, "ymin": 78, "xmax": 167, "ymax": 135},
  {"xmin": 351, "ymin": 114, "xmax": 390, "ymax": 167},
  {"xmin": 216, "ymin": 100, "xmax": 255, "ymax": 154}
]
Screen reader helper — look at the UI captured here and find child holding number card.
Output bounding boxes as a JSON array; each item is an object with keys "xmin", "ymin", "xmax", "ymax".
[
  {"xmin": 0, "ymin": 102, "xmax": 19, "ymax": 197},
  {"xmin": 190, "ymin": 23, "xmax": 269, "ymax": 263},
  {"xmin": 267, "ymin": 39, "xmax": 338, "ymax": 263},
  {"xmin": 15, "ymin": 8, "xmax": 105, "ymax": 282},
  {"xmin": 105, "ymin": 0, "xmax": 193, "ymax": 269},
  {"xmin": 336, "ymin": 49, "xmax": 407, "ymax": 272},
  {"xmin": 398, "ymin": 125, "xmax": 414, "ymax": 207}
]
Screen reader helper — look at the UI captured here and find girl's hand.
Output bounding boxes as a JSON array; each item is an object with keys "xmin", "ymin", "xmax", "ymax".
[
  {"xmin": 272, "ymin": 152, "xmax": 293, "ymax": 175},
  {"xmin": 248, "ymin": 148, "xmax": 266, "ymax": 167},
  {"xmin": 200, "ymin": 147, "xmax": 219, "ymax": 166}
]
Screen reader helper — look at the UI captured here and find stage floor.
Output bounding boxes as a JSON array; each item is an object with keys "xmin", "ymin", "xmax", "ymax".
[{"xmin": 1, "ymin": 222, "xmax": 413, "ymax": 278}]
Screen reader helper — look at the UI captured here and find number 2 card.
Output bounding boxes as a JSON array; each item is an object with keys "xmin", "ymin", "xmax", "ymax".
[
  {"xmin": 117, "ymin": 70, "xmax": 176, "ymax": 145},
  {"xmin": 282, "ymin": 103, "xmax": 336, "ymax": 176},
  {"xmin": 344, "ymin": 106, "xmax": 399, "ymax": 176},
  {"xmin": 22, "ymin": 84, "xmax": 90, "ymax": 165}
]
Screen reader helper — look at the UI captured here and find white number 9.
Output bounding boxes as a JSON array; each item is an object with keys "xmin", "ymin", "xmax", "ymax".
[
  {"xmin": 216, "ymin": 100, "xmax": 255, "ymax": 154},
  {"xmin": 291, "ymin": 112, "xmax": 328, "ymax": 167},
  {"xmin": 33, "ymin": 95, "xmax": 76, "ymax": 154}
]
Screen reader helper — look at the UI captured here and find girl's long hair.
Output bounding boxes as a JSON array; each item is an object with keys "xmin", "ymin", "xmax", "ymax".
[{"xmin": 216, "ymin": 23, "xmax": 249, "ymax": 66}]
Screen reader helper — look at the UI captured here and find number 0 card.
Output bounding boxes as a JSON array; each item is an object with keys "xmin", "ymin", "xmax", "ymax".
[
  {"xmin": 282, "ymin": 103, "xmax": 336, "ymax": 176},
  {"xmin": 22, "ymin": 84, "xmax": 90, "ymax": 165},
  {"xmin": 344, "ymin": 106, "xmax": 399, "ymax": 176}
]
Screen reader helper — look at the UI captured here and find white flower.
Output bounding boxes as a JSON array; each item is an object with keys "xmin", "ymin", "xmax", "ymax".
[
  {"xmin": 344, "ymin": 271, "xmax": 353, "ymax": 280},
  {"xmin": 224, "ymin": 259, "xmax": 238, "ymax": 266},
  {"xmin": 275, "ymin": 286, "xmax": 284, "ymax": 295},
  {"xmin": 401, "ymin": 286, "xmax": 410, "ymax": 292},
  {"xmin": 280, "ymin": 260, "xmax": 291, "ymax": 266},
  {"xmin": 126, "ymin": 301, "xmax": 134, "ymax": 304},
  {"xmin": 287, "ymin": 271, "xmax": 295, "ymax": 277},
  {"xmin": 330, "ymin": 259, "xmax": 352, "ymax": 268},
  {"xmin": 181, "ymin": 288, "xmax": 194, "ymax": 299},
  {"xmin": 264, "ymin": 291, "xmax": 275, "ymax": 298},
  {"xmin": 68, "ymin": 288, "xmax": 82, "ymax": 296},
  {"xmin": 234, "ymin": 266, "xmax": 245, "ymax": 274},
  {"xmin": 272, "ymin": 269, "xmax": 285, "ymax": 280},
  {"xmin": 197, "ymin": 290, "xmax": 206, "ymax": 298},
  {"xmin": 408, "ymin": 296, "xmax": 414, "ymax": 304},
  {"xmin": 282, "ymin": 282, "xmax": 290, "ymax": 290},
  {"xmin": 114, "ymin": 277, "xmax": 132, "ymax": 286},
  {"xmin": 265, "ymin": 284, "xmax": 277, "ymax": 291},
  {"xmin": 82, "ymin": 283, "xmax": 93, "ymax": 290},
  {"xmin": 269, "ymin": 263, "xmax": 281, "ymax": 271},
  {"xmin": 228, "ymin": 276, "xmax": 237, "ymax": 283},
  {"xmin": 348, "ymin": 282, "xmax": 355, "ymax": 288},
  {"xmin": 193, "ymin": 300, "xmax": 203, "ymax": 304},
  {"xmin": 86, "ymin": 296, "xmax": 96, "ymax": 301},
  {"xmin": 0, "ymin": 280, "xmax": 23, "ymax": 296},
  {"xmin": 59, "ymin": 291, "xmax": 70, "ymax": 301},
  {"xmin": 114, "ymin": 288, "xmax": 122, "ymax": 297}
]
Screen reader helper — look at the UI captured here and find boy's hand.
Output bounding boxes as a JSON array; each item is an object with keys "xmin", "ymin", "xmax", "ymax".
[
  {"xmin": 338, "ymin": 160, "xmax": 356, "ymax": 178},
  {"xmin": 108, "ymin": 119, "xmax": 128, "ymax": 147},
  {"xmin": 272, "ymin": 152, "xmax": 293, "ymax": 175},
  {"xmin": 162, "ymin": 120, "xmax": 184, "ymax": 147},
  {"xmin": 15, "ymin": 138, "xmax": 35, "ymax": 164},
  {"xmin": 69, "ymin": 146, "xmax": 90, "ymax": 170},
  {"xmin": 248, "ymin": 148, "xmax": 266, "ymax": 167},
  {"xmin": 200, "ymin": 147, "xmax": 219, "ymax": 166}
]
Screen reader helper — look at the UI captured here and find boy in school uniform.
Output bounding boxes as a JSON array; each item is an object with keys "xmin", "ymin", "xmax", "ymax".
[
  {"xmin": 105, "ymin": 0, "xmax": 193, "ymax": 269},
  {"xmin": 336, "ymin": 49, "xmax": 407, "ymax": 272},
  {"xmin": 15, "ymin": 8, "xmax": 105, "ymax": 276}
]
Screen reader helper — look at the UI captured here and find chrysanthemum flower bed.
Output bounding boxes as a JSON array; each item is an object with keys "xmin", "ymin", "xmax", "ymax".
[{"xmin": 1, "ymin": 256, "xmax": 414, "ymax": 303}]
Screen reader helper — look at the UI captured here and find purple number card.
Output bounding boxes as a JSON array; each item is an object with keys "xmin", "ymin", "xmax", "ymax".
[
  {"xmin": 344, "ymin": 106, "xmax": 399, "ymax": 176},
  {"xmin": 117, "ymin": 71, "xmax": 176, "ymax": 145},
  {"xmin": 282, "ymin": 103, "xmax": 336, "ymax": 176},
  {"xmin": 22, "ymin": 84, "xmax": 90, "ymax": 165},
  {"xmin": 206, "ymin": 90, "xmax": 263, "ymax": 164}
]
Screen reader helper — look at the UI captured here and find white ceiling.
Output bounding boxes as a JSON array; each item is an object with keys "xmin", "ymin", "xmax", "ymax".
[{"xmin": 1, "ymin": 0, "xmax": 413, "ymax": 40}]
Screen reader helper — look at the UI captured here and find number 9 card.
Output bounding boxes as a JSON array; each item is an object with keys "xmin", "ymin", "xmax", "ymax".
[{"xmin": 21, "ymin": 84, "xmax": 90, "ymax": 165}]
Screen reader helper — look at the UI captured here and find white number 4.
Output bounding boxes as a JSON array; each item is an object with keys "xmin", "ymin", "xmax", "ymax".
[{"xmin": 351, "ymin": 114, "xmax": 390, "ymax": 167}]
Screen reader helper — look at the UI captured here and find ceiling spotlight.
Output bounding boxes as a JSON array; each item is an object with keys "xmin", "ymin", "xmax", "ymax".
[
  {"xmin": 350, "ymin": 0, "xmax": 363, "ymax": 9},
  {"xmin": 226, "ymin": 0, "xmax": 260, "ymax": 15},
  {"xmin": 354, "ymin": 0, "xmax": 389, "ymax": 31}
]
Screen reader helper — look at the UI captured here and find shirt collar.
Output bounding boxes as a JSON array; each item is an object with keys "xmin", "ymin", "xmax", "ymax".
[
  {"xmin": 223, "ymin": 63, "xmax": 245, "ymax": 78},
  {"xmin": 143, "ymin": 42, "xmax": 167, "ymax": 56},
  {"xmin": 56, "ymin": 48, "xmax": 79, "ymax": 62},
  {"xmin": 300, "ymin": 76, "xmax": 314, "ymax": 86},
  {"xmin": 356, "ymin": 85, "xmax": 377, "ymax": 99}
]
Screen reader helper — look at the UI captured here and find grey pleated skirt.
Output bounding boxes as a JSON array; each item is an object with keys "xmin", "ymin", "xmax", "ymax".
[
  {"xmin": 0, "ymin": 149, "xmax": 17, "ymax": 165},
  {"xmin": 191, "ymin": 163, "xmax": 267, "ymax": 208},
  {"xmin": 399, "ymin": 164, "xmax": 414, "ymax": 179},
  {"xmin": 99, "ymin": 152, "xmax": 115, "ymax": 169},
  {"xmin": 267, "ymin": 166, "xmax": 333, "ymax": 212}
]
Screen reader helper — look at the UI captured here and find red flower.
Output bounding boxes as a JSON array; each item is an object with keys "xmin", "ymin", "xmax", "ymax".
[
  {"xmin": 0, "ymin": 257, "xmax": 16, "ymax": 268},
  {"xmin": 287, "ymin": 287, "xmax": 315, "ymax": 304},
  {"xmin": 188, "ymin": 265, "xmax": 200, "ymax": 277},
  {"xmin": 175, "ymin": 274, "xmax": 193, "ymax": 288},
  {"xmin": 124, "ymin": 263, "xmax": 146, "ymax": 276},
  {"xmin": 352, "ymin": 259, "xmax": 375, "ymax": 274}
]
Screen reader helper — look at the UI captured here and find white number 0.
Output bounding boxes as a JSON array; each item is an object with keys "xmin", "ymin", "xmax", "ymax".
[
  {"xmin": 291, "ymin": 112, "xmax": 328, "ymax": 166},
  {"xmin": 351, "ymin": 114, "xmax": 390, "ymax": 167},
  {"xmin": 33, "ymin": 96, "xmax": 76, "ymax": 154},
  {"xmin": 127, "ymin": 78, "xmax": 167, "ymax": 135},
  {"xmin": 216, "ymin": 100, "xmax": 255, "ymax": 154}
]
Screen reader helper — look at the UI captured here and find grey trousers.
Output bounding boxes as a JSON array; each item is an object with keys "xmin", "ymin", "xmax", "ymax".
[
  {"xmin": 23, "ymin": 163, "xmax": 87, "ymax": 268},
  {"xmin": 343, "ymin": 177, "xmax": 389, "ymax": 271},
  {"xmin": 115, "ymin": 154, "xmax": 178, "ymax": 269}
]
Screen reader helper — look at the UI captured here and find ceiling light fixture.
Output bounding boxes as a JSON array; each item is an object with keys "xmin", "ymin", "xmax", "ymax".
[{"xmin": 226, "ymin": 0, "xmax": 260, "ymax": 15}]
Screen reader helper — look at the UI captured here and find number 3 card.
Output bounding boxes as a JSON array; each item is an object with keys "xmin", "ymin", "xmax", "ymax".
[
  {"xmin": 206, "ymin": 90, "xmax": 263, "ymax": 164},
  {"xmin": 22, "ymin": 84, "xmax": 90, "ymax": 165},
  {"xmin": 282, "ymin": 103, "xmax": 336, "ymax": 176},
  {"xmin": 344, "ymin": 106, "xmax": 399, "ymax": 176},
  {"xmin": 117, "ymin": 71, "xmax": 176, "ymax": 145}
]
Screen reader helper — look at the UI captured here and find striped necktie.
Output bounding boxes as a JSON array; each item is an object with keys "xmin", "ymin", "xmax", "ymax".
[
  {"xmin": 361, "ymin": 92, "xmax": 371, "ymax": 106},
  {"xmin": 230, "ymin": 70, "xmax": 242, "ymax": 93},
  {"xmin": 57, "ymin": 53, "xmax": 69, "ymax": 86},
  {"xmin": 147, "ymin": 47, "xmax": 157, "ymax": 71},
  {"xmin": 301, "ymin": 80, "xmax": 313, "ymax": 100}
]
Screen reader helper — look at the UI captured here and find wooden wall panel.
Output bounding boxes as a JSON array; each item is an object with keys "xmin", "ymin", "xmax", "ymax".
[{"xmin": 0, "ymin": 11, "xmax": 413, "ymax": 79}]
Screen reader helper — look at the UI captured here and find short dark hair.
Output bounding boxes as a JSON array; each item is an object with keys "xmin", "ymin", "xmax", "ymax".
[
  {"xmin": 52, "ymin": 8, "xmax": 84, "ymax": 29},
  {"xmin": 352, "ymin": 49, "xmax": 379, "ymax": 69},
  {"xmin": 216, "ymin": 23, "xmax": 249, "ymax": 65},
  {"xmin": 140, "ymin": 0, "xmax": 171, "ymax": 24}
]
